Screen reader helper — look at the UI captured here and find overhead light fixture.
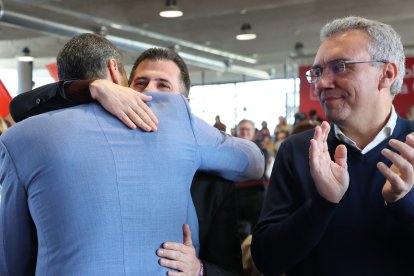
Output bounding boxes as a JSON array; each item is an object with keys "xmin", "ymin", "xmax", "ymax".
[
  {"xmin": 159, "ymin": 0, "xmax": 183, "ymax": 18},
  {"xmin": 0, "ymin": 7, "xmax": 270, "ymax": 79},
  {"xmin": 236, "ymin": 23, "xmax": 257, "ymax": 41},
  {"xmin": 17, "ymin": 46, "xmax": 34, "ymax": 62}
]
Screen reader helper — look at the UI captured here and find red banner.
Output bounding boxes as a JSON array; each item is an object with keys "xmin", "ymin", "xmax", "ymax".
[
  {"xmin": 299, "ymin": 57, "xmax": 414, "ymax": 119},
  {"xmin": 46, "ymin": 62, "xmax": 59, "ymax": 81},
  {"xmin": 0, "ymin": 80, "xmax": 12, "ymax": 118},
  {"xmin": 298, "ymin": 65, "xmax": 325, "ymax": 120},
  {"xmin": 394, "ymin": 57, "xmax": 414, "ymax": 118}
]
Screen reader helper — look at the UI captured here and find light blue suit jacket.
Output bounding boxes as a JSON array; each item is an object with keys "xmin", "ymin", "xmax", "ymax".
[{"xmin": 0, "ymin": 92, "xmax": 264, "ymax": 275}]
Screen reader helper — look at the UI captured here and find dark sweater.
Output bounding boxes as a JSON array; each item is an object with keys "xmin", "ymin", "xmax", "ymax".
[{"xmin": 252, "ymin": 118, "xmax": 414, "ymax": 276}]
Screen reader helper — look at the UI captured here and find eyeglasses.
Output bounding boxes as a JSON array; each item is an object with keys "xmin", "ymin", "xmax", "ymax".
[{"xmin": 305, "ymin": 59, "xmax": 388, "ymax": 84}]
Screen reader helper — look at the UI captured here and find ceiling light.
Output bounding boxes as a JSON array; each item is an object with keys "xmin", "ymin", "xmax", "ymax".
[
  {"xmin": 236, "ymin": 23, "xmax": 256, "ymax": 41},
  {"xmin": 17, "ymin": 46, "xmax": 34, "ymax": 62},
  {"xmin": 159, "ymin": 0, "xmax": 183, "ymax": 18}
]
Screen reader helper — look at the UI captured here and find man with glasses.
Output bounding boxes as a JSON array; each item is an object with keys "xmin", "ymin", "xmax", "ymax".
[{"xmin": 252, "ymin": 16, "xmax": 414, "ymax": 275}]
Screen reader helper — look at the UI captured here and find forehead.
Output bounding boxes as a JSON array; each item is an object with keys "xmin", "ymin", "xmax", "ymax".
[
  {"xmin": 239, "ymin": 122, "xmax": 254, "ymax": 129},
  {"xmin": 132, "ymin": 59, "xmax": 181, "ymax": 82},
  {"xmin": 314, "ymin": 29, "xmax": 371, "ymax": 65}
]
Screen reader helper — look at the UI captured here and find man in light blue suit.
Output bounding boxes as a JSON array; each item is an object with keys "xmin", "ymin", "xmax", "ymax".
[{"xmin": 0, "ymin": 34, "xmax": 264, "ymax": 275}]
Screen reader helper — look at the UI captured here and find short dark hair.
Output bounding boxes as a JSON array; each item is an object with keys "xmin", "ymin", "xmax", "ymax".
[
  {"xmin": 57, "ymin": 33, "xmax": 125, "ymax": 80},
  {"xmin": 238, "ymin": 119, "xmax": 255, "ymax": 128},
  {"xmin": 129, "ymin": 48, "xmax": 191, "ymax": 97},
  {"xmin": 309, "ymin": 109, "xmax": 317, "ymax": 117}
]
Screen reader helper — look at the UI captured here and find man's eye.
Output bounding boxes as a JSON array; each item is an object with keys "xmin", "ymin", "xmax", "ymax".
[
  {"xmin": 134, "ymin": 81, "xmax": 145, "ymax": 87},
  {"xmin": 332, "ymin": 62, "xmax": 345, "ymax": 74},
  {"xmin": 159, "ymin": 83, "xmax": 171, "ymax": 89},
  {"xmin": 312, "ymin": 68, "xmax": 322, "ymax": 76}
]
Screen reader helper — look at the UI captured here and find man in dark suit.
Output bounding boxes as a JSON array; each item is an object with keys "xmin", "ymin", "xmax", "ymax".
[{"xmin": 10, "ymin": 47, "xmax": 244, "ymax": 275}]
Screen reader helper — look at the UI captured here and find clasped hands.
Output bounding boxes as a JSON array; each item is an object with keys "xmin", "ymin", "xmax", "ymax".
[{"xmin": 310, "ymin": 121, "xmax": 414, "ymax": 204}]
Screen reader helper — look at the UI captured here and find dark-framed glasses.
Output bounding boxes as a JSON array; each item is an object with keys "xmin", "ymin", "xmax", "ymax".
[{"xmin": 305, "ymin": 59, "xmax": 388, "ymax": 84}]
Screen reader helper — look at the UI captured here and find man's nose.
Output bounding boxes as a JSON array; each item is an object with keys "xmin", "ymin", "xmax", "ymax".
[
  {"xmin": 316, "ymin": 69, "xmax": 335, "ymax": 90},
  {"xmin": 143, "ymin": 82, "xmax": 156, "ymax": 92}
]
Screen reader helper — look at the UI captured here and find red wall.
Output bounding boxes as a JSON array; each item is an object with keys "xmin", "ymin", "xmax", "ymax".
[
  {"xmin": 299, "ymin": 57, "xmax": 414, "ymax": 119},
  {"xmin": 0, "ymin": 80, "xmax": 12, "ymax": 118}
]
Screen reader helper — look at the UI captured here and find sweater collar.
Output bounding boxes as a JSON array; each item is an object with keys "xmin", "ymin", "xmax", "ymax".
[{"xmin": 333, "ymin": 105, "xmax": 397, "ymax": 154}]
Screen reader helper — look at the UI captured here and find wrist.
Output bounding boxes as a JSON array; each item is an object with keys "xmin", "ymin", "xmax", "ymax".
[
  {"xmin": 89, "ymin": 79, "xmax": 101, "ymax": 100},
  {"xmin": 198, "ymin": 260, "xmax": 204, "ymax": 276}
]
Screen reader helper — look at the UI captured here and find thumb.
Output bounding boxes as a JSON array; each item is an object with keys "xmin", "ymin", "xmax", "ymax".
[
  {"xmin": 334, "ymin": 144, "xmax": 347, "ymax": 168},
  {"xmin": 182, "ymin": 224, "xmax": 193, "ymax": 247}
]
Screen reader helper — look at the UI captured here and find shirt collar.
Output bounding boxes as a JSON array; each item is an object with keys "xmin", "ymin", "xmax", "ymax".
[{"xmin": 334, "ymin": 105, "xmax": 397, "ymax": 154}]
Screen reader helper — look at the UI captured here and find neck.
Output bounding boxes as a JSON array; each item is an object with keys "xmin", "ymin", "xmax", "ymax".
[{"xmin": 337, "ymin": 108, "xmax": 392, "ymax": 150}]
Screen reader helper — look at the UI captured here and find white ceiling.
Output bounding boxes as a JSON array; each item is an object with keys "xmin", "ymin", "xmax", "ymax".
[{"xmin": 2, "ymin": 0, "xmax": 414, "ymax": 85}]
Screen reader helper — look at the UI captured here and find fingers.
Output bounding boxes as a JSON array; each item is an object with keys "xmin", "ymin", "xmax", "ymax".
[
  {"xmin": 117, "ymin": 112, "xmax": 138, "ymax": 130},
  {"xmin": 334, "ymin": 144, "xmax": 347, "ymax": 168},
  {"xmin": 167, "ymin": 272, "xmax": 184, "ymax": 276},
  {"xmin": 125, "ymin": 105, "xmax": 158, "ymax": 131},
  {"xmin": 312, "ymin": 121, "xmax": 330, "ymax": 146},
  {"xmin": 182, "ymin": 224, "xmax": 193, "ymax": 246},
  {"xmin": 309, "ymin": 121, "xmax": 331, "ymax": 166},
  {"xmin": 378, "ymin": 148, "xmax": 411, "ymax": 190},
  {"xmin": 137, "ymin": 93, "xmax": 153, "ymax": 102},
  {"xmin": 157, "ymin": 241, "xmax": 197, "ymax": 274},
  {"xmin": 388, "ymin": 139, "xmax": 414, "ymax": 163},
  {"xmin": 321, "ymin": 121, "xmax": 330, "ymax": 139},
  {"xmin": 381, "ymin": 147, "xmax": 411, "ymax": 174},
  {"xmin": 134, "ymin": 97, "xmax": 159, "ymax": 127},
  {"xmin": 159, "ymin": 256, "xmax": 182, "ymax": 272},
  {"xmin": 90, "ymin": 80, "xmax": 159, "ymax": 131},
  {"xmin": 309, "ymin": 139, "xmax": 319, "ymax": 169},
  {"xmin": 377, "ymin": 161, "xmax": 405, "ymax": 191},
  {"xmin": 157, "ymin": 243, "xmax": 185, "ymax": 271},
  {"xmin": 378, "ymin": 137, "xmax": 414, "ymax": 203}
]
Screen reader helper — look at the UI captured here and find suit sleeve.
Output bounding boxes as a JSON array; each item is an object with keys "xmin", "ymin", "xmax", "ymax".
[
  {"xmin": 201, "ymin": 186, "xmax": 243, "ymax": 276},
  {"xmin": 0, "ymin": 141, "xmax": 37, "ymax": 276},
  {"xmin": 192, "ymin": 173, "xmax": 243, "ymax": 276},
  {"xmin": 9, "ymin": 80, "xmax": 93, "ymax": 122},
  {"xmin": 187, "ymin": 108, "xmax": 264, "ymax": 182}
]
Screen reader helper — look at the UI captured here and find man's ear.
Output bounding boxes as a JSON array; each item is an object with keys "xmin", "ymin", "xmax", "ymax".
[
  {"xmin": 108, "ymin": 59, "xmax": 123, "ymax": 85},
  {"xmin": 379, "ymin": 62, "xmax": 397, "ymax": 90}
]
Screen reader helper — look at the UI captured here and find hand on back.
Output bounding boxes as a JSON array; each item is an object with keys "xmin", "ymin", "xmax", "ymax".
[{"xmin": 90, "ymin": 79, "xmax": 158, "ymax": 131}]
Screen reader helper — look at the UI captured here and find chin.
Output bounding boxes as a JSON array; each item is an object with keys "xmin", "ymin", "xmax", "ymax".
[{"xmin": 323, "ymin": 109, "xmax": 337, "ymax": 122}]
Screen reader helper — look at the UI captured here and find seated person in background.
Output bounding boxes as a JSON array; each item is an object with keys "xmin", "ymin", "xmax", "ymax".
[
  {"xmin": 308, "ymin": 109, "xmax": 323, "ymax": 125},
  {"xmin": 10, "ymin": 47, "xmax": 246, "ymax": 276},
  {"xmin": 234, "ymin": 119, "xmax": 266, "ymax": 241},
  {"xmin": 290, "ymin": 120, "xmax": 317, "ymax": 135},
  {"xmin": 291, "ymin": 112, "xmax": 307, "ymax": 130},
  {"xmin": 214, "ymin": 115, "xmax": 227, "ymax": 132},
  {"xmin": 274, "ymin": 115, "xmax": 291, "ymax": 138}
]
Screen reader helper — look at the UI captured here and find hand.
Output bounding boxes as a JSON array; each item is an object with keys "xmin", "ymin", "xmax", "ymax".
[
  {"xmin": 309, "ymin": 121, "xmax": 349, "ymax": 203},
  {"xmin": 89, "ymin": 79, "xmax": 158, "ymax": 131},
  {"xmin": 377, "ymin": 133, "xmax": 414, "ymax": 203},
  {"xmin": 157, "ymin": 224, "xmax": 201, "ymax": 276},
  {"xmin": 4, "ymin": 114, "xmax": 15, "ymax": 126}
]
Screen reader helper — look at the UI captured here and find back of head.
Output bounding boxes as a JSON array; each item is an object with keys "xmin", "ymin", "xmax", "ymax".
[
  {"xmin": 320, "ymin": 16, "xmax": 405, "ymax": 95},
  {"xmin": 129, "ymin": 47, "xmax": 191, "ymax": 96},
  {"xmin": 57, "ymin": 33, "xmax": 125, "ymax": 80}
]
